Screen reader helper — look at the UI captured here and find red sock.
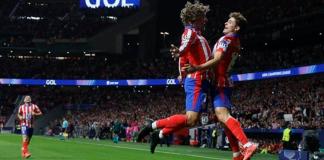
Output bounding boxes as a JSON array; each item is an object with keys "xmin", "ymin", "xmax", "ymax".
[
  {"xmin": 161, "ymin": 127, "xmax": 174, "ymax": 136},
  {"xmin": 225, "ymin": 117, "xmax": 248, "ymax": 145},
  {"xmin": 224, "ymin": 127, "xmax": 239, "ymax": 152},
  {"xmin": 156, "ymin": 114, "xmax": 187, "ymax": 129},
  {"xmin": 22, "ymin": 141, "xmax": 28, "ymax": 153}
]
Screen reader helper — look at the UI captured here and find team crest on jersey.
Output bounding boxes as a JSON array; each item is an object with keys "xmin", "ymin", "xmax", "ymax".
[
  {"xmin": 218, "ymin": 39, "xmax": 231, "ymax": 49},
  {"xmin": 182, "ymin": 33, "xmax": 191, "ymax": 42}
]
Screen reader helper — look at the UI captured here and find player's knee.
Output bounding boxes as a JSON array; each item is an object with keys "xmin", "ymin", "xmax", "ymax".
[
  {"xmin": 215, "ymin": 111, "xmax": 229, "ymax": 123},
  {"xmin": 186, "ymin": 115, "xmax": 198, "ymax": 127},
  {"xmin": 187, "ymin": 120, "xmax": 196, "ymax": 127},
  {"xmin": 22, "ymin": 137, "xmax": 28, "ymax": 142},
  {"xmin": 186, "ymin": 119, "xmax": 195, "ymax": 127}
]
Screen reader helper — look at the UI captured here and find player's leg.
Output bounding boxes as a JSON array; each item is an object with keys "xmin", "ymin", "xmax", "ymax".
[
  {"xmin": 25, "ymin": 128, "xmax": 33, "ymax": 158},
  {"xmin": 224, "ymin": 127, "xmax": 246, "ymax": 160},
  {"xmin": 21, "ymin": 126, "xmax": 31, "ymax": 158},
  {"xmin": 22, "ymin": 136, "xmax": 32, "ymax": 158},
  {"xmin": 21, "ymin": 125, "xmax": 27, "ymax": 155},
  {"xmin": 137, "ymin": 77, "xmax": 199, "ymax": 142},
  {"xmin": 156, "ymin": 77, "xmax": 206, "ymax": 137},
  {"xmin": 150, "ymin": 78, "xmax": 206, "ymax": 153},
  {"xmin": 213, "ymin": 87, "xmax": 256, "ymax": 160},
  {"xmin": 27, "ymin": 128, "xmax": 33, "ymax": 145}
]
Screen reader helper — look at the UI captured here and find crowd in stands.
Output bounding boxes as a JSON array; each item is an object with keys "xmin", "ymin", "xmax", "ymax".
[
  {"xmin": 0, "ymin": 0, "xmax": 138, "ymax": 41},
  {"xmin": 233, "ymin": 43, "xmax": 324, "ymax": 74},
  {"xmin": 1, "ymin": 74, "xmax": 322, "ymax": 130},
  {"xmin": 0, "ymin": 0, "xmax": 322, "ymax": 78},
  {"xmin": 203, "ymin": 0, "xmax": 324, "ymax": 40},
  {"xmin": 0, "ymin": 0, "xmax": 323, "ymax": 155},
  {"xmin": 0, "ymin": 39, "xmax": 323, "ymax": 79},
  {"xmin": 204, "ymin": 0, "xmax": 323, "ymax": 28},
  {"xmin": 0, "ymin": 56, "xmax": 179, "ymax": 79},
  {"xmin": 1, "ymin": 73, "xmax": 322, "ymax": 153},
  {"xmin": 252, "ymin": 138, "xmax": 283, "ymax": 154},
  {"xmin": 46, "ymin": 87, "xmax": 184, "ymax": 141},
  {"xmin": 0, "ymin": 115, "xmax": 5, "ymax": 130},
  {"xmin": 231, "ymin": 75, "xmax": 324, "ymax": 129},
  {"xmin": 0, "ymin": 0, "xmax": 322, "ymax": 47},
  {"xmin": 47, "ymin": 75, "xmax": 323, "ymax": 141}
]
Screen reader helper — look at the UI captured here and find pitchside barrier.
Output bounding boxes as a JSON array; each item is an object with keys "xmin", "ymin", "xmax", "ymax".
[{"xmin": 0, "ymin": 64, "xmax": 323, "ymax": 87}]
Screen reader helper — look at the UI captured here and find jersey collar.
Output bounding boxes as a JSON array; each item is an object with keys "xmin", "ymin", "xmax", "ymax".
[
  {"xmin": 226, "ymin": 33, "xmax": 239, "ymax": 38},
  {"xmin": 185, "ymin": 25, "xmax": 202, "ymax": 35}
]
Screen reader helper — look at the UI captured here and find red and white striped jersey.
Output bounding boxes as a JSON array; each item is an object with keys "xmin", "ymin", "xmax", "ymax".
[
  {"xmin": 212, "ymin": 33, "xmax": 240, "ymax": 87},
  {"xmin": 178, "ymin": 25, "xmax": 212, "ymax": 80},
  {"xmin": 18, "ymin": 103, "xmax": 41, "ymax": 127}
]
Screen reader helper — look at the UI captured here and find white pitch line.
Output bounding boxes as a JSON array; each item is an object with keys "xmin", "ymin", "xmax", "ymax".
[
  {"xmin": 41, "ymin": 136, "xmax": 231, "ymax": 160},
  {"xmin": 75, "ymin": 141, "xmax": 230, "ymax": 160}
]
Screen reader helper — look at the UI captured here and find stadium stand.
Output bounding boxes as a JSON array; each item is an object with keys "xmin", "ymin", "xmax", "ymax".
[{"xmin": 0, "ymin": 0, "xmax": 323, "ymax": 157}]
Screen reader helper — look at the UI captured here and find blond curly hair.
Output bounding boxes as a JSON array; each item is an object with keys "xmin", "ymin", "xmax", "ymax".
[{"xmin": 180, "ymin": 1, "xmax": 210, "ymax": 25}]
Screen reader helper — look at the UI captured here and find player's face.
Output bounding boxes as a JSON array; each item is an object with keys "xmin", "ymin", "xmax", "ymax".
[
  {"xmin": 24, "ymin": 96, "xmax": 31, "ymax": 103},
  {"xmin": 223, "ymin": 17, "xmax": 239, "ymax": 34}
]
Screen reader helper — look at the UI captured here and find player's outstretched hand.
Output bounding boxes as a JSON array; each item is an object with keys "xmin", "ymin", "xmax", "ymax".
[
  {"xmin": 18, "ymin": 116, "xmax": 24, "ymax": 120},
  {"xmin": 170, "ymin": 44, "xmax": 180, "ymax": 59},
  {"xmin": 181, "ymin": 64, "xmax": 197, "ymax": 73},
  {"xmin": 177, "ymin": 75, "xmax": 183, "ymax": 84}
]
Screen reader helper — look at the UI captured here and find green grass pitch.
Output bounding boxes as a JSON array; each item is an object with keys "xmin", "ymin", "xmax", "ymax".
[{"xmin": 0, "ymin": 134, "xmax": 277, "ymax": 160}]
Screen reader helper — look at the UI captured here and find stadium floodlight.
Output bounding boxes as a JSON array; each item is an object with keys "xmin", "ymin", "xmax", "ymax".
[
  {"xmin": 160, "ymin": 32, "xmax": 169, "ymax": 35},
  {"xmin": 160, "ymin": 32, "xmax": 170, "ymax": 48}
]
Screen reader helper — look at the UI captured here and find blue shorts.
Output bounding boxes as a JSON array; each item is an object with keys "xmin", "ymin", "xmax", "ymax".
[
  {"xmin": 21, "ymin": 125, "xmax": 34, "ymax": 138},
  {"xmin": 184, "ymin": 78, "xmax": 210, "ymax": 112},
  {"xmin": 212, "ymin": 87, "xmax": 232, "ymax": 109}
]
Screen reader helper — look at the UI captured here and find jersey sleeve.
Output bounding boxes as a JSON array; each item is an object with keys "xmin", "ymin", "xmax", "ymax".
[
  {"xmin": 215, "ymin": 37, "xmax": 231, "ymax": 54},
  {"xmin": 33, "ymin": 105, "xmax": 41, "ymax": 114},
  {"xmin": 178, "ymin": 28, "xmax": 197, "ymax": 56}
]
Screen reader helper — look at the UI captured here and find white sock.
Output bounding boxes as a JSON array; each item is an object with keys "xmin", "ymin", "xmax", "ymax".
[
  {"xmin": 233, "ymin": 152, "xmax": 241, "ymax": 158},
  {"xmin": 243, "ymin": 142, "xmax": 252, "ymax": 148},
  {"xmin": 152, "ymin": 121, "xmax": 157, "ymax": 129},
  {"xmin": 159, "ymin": 130, "xmax": 164, "ymax": 139}
]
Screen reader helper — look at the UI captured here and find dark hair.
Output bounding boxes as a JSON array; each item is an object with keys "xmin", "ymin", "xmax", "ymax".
[
  {"xmin": 229, "ymin": 12, "xmax": 248, "ymax": 33},
  {"xmin": 180, "ymin": 1, "xmax": 209, "ymax": 25}
]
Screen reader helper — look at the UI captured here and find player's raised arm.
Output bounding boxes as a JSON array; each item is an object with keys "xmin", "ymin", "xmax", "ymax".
[{"xmin": 170, "ymin": 29, "xmax": 197, "ymax": 59}]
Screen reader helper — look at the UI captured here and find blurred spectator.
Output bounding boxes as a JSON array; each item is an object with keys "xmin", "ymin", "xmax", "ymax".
[{"xmin": 0, "ymin": 74, "xmax": 322, "ymax": 145}]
